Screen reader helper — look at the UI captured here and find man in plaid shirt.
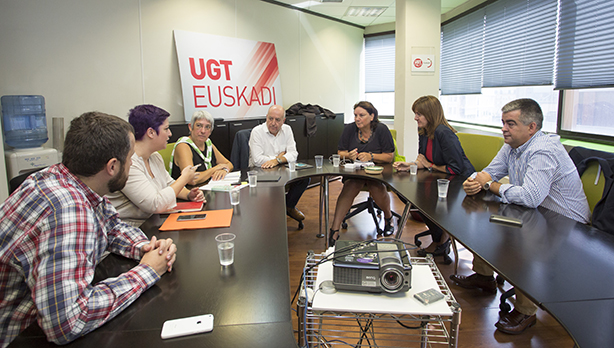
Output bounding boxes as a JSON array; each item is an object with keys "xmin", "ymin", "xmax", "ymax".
[{"xmin": 0, "ymin": 112, "xmax": 177, "ymax": 347}]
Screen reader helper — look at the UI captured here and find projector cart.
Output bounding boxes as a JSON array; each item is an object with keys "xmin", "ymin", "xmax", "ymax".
[{"xmin": 296, "ymin": 252, "xmax": 461, "ymax": 347}]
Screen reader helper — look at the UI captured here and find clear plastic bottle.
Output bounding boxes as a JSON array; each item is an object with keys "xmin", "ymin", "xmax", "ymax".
[{"xmin": 1, "ymin": 95, "xmax": 49, "ymax": 149}]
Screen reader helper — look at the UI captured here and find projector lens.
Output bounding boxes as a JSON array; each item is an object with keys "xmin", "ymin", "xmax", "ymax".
[{"xmin": 380, "ymin": 268, "xmax": 403, "ymax": 292}]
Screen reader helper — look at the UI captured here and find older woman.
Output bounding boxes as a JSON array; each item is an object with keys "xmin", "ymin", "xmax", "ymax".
[
  {"xmin": 329, "ymin": 101, "xmax": 395, "ymax": 246},
  {"xmin": 170, "ymin": 110, "xmax": 233, "ymax": 185},
  {"xmin": 107, "ymin": 104, "xmax": 204, "ymax": 227},
  {"xmin": 394, "ymin": 95, "xmax": 474, "ymax": 258}
]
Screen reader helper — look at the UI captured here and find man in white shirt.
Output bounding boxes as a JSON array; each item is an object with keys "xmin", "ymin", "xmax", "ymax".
[{"xmin": 249, "ymin": 105, "xmax": 310, "ymax": 221}]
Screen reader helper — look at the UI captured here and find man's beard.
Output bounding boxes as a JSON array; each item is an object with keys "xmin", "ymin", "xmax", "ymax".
[{"xmin": 108, "ymin": 161, "xmax": 129, "ymax": 193}]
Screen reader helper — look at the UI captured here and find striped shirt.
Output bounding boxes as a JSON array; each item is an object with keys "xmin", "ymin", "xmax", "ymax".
[
  {"xmin": 484, "ymin": 131, "xmax": 590, "ymax": 224},
  {"xmin": 0, "ymin": 164, "xmax": 160, "ymax": 347}
]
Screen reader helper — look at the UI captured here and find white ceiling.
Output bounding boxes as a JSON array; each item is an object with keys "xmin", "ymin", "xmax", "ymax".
[{"xmin": 271, "ymin": 0, "xmax": 473, "ymax": 27}]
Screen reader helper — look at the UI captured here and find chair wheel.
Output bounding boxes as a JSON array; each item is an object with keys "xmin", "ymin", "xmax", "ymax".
[
  {"xmin": 297, "ymin": 221, "xmax": 304, "ymax": 230},
  {"xmin": 341, "ymin": 222, "xmax": 348, "ymax": 229},
  {"xmin": 414, "ymin": 238, "xmax": 422, "ymax": 247},
  {"xmin": 496, "ymin": 275, "xmax": 505, "ymax": 285},
  {"xmin": 499, "ymin": 302, "xmax": 512, "ymax": 313},
  {"xmin": 442, "ymin": 255, "xmax": 452, "ymax": 265}
]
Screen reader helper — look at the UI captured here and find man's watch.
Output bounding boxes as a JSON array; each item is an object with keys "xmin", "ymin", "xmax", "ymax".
[
  {"xmin": 483, "ymin": 180, "xmax": 494, "ymax": 190},
  {"xmin": 276, "ymin": 157, "xmax": 282, "ymax": 164}
]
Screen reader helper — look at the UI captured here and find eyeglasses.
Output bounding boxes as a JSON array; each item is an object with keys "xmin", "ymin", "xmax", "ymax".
[{"xmin": 194, "ymin": 124, "xmax": 212, "ymax": 131}]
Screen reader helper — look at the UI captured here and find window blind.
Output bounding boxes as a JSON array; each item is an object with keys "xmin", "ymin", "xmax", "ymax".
[
  {"xmin": 556, "ymin": 0, "xmax": 614, "ymax": 89},
  {"xmin": 440, "ymin": 9, "xmax": 484, "ymax": 95},
  {"xmin": 483, "ymin": 0, "xmax": 557, "ymax": 88},
  {"xmin": 365, "ymin": 34, "xmax": 395, "ymax": 93}
]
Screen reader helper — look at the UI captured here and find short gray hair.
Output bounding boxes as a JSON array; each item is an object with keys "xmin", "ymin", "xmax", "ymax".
[
  {"xmin": 501, "ymin": 98, "xmax": 543, "ymax": 130},
  {"xmin": 190, "ymin": 110, "xmax": 214, "ymax": 129}
]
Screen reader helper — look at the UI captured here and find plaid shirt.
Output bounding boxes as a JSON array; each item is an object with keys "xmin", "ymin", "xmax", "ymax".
[{"xmin": 0, "ymin": 164, "xmax": 160, "ymax": 347}]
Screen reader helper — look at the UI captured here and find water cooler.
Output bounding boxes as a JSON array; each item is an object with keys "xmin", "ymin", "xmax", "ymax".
[{"xmin": 2, "ymin": 95, "xmax": 58, "ymax": 181}]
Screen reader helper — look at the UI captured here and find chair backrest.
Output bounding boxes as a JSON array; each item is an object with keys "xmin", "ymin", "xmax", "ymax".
[
  {"xmin": 9, "ymin": 167, "xmax": 47, "ymax": 195},
  {"xmin": 580, "ymin": 160, "xmax": 606, "ymax": 213},
  {"xmin": 158, "ymin": 142, "xmax": 175, "ymax": 172},
  {"xmin": 230, "ymin": 129, "xmax": 252, "ymax": 170},
  {"xmin": 456, "ymin": 133, "xmax": 505, "ymax": 171},
  {"xmin": 389, "ymin": 128, "xmax": 406, "ymax": 162}
]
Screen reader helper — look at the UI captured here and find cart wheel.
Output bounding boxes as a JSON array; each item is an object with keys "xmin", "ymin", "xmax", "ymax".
[
  {"xmin": 297, "ymin": 221, "xmax": 304, "ymax": 230},
  {"xmin": 342, "ymin": 222, "xmax": 348, "ymax": 229}
]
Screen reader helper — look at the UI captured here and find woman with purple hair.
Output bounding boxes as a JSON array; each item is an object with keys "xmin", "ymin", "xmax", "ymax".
[{"xmin": 107, "ymin": 104, "xmax": 204, "ymax": 227}]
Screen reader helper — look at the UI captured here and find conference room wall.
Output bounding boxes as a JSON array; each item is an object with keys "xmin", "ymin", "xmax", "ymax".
[{"xmin": 0, "ymin": 0, "xmax": 363, "ymax": 201}]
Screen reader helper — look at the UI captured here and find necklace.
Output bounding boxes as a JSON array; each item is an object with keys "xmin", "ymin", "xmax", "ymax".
[{"xmin": 358, "ymin": 129, "xmax": 371, "ymax": 144}]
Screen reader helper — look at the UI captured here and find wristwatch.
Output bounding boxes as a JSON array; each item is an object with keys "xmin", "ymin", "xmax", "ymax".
[
  {"xmin": 483, "ymin": 180, "xmax": 494, "ymax": 190},
  {"xmin": 276, "ymin": 157, "xmax": 282, "ymax": 164}
]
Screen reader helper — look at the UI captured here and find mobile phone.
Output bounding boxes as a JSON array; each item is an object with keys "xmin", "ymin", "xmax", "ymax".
[
  {"xmin": 160, "ymin": 314, "xmax": 214, "ymax": 339},
  {"xmin": 177, "ymin": 213, "xmax": 207, "ymax": 222},
  {"xmin": 489, "ymin": 214, "xmax": 523, "ymax": 227},
  {"xmin": 414, "ymin": 288, "xmax": 445, "ymax": 305}
]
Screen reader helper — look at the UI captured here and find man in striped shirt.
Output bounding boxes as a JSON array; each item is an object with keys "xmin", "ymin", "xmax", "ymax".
[
  {"xmin": 0, "ymin": 112, "xmax": 177, "ymax": 347},
  {"xmin": 451, "ymin": 98, "xmax": 590, "ymax": 335}
]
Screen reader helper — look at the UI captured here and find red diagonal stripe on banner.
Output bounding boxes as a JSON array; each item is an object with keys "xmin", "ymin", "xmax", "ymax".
[{"xmin": 237, "ymin": 42, "xmax": 279, "ymax": 117}]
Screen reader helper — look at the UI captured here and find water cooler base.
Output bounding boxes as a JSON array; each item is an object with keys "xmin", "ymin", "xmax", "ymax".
[{"xmin": 5, "ymin": 147, "xmax": 59, "ymax": 181}]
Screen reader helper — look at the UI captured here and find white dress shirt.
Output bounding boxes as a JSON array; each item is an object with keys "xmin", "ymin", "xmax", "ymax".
[
  {"xmin": 249, "ymin": 123, "xmax": 298, "ymax": 167},
  {"xmin": 107, "ymin": 152, "xmax": 177, "ymax": 227}
]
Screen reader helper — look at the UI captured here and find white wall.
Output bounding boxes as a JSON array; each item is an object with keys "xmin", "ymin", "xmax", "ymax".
[{"xmin": 0, "ymin": 0, "xmax": 363, "ymax": 200}]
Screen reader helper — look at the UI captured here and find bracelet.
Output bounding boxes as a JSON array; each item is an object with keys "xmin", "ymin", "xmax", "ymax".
[
  {"xmin": 370, "ymin": 152, "xmax": 374, "ymax": 161},
  {"xmin": 221, "ymin": 167, "xmax": 229, "ymax": 172},
  {"xmin": 428, "ymin": 163, "xmax": 433, "ymax": 172}
]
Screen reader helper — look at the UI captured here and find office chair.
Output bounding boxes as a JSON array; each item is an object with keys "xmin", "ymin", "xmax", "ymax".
[
  {"xmin": 157, "ymin": 142, "xmax": 176, "ymax": 172},
  {"xmin": 230, "ymin": 129, "xmax": 252, "ymax": 171},
  {"xmin": 230, "ymin": 128, "xmax": 304, "ymax": 229},
  {"xmin": 9, "ymin": 167, "xmax": 47, "ymax": 195},
  {"xmin": 415, "ymin": 133, "xmax": 504, "ymax": 266},
  {"xmin": 341, "ymin": 128, "xmax": 405, "ymax": 235}
]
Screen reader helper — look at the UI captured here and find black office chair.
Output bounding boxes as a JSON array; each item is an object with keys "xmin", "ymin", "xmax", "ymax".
[
  {"xmin": 9, "ymin": 167, "xmax": 47, "ymax": 195},
  {"xmin": 230, "ymin": 128, "xmax": 304, "ymax": 229},
  {"xmin": 230, "ymin": 129, "xmax": 252, "ymax": 171},
  {"xmin": 341, "ymin": 192, "xmax": 403, "ymax": 235}
]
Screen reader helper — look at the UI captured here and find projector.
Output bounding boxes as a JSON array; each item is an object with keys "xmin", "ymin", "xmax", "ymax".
[{"xmin": 332, "ymin": 240, "xmax": 412, "ymax": 294}]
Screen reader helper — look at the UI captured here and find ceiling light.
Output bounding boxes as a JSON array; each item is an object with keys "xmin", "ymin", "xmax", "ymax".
[
  {"xmin": 345, "ymin": 6, "xmax": 387, "ymax": 17},
  {"xmin": 321, "ymin": 0, "xmax": 343, "ymax": 2}
]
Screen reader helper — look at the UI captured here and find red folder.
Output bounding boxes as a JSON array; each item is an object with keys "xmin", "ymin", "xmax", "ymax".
[
  {"xmin": 163, "ymin": 201, "xmax": 205, "ymax": 213},
  {"xmin": 159, "ymin": 209, "xmax": 233, "ymax": 231}
]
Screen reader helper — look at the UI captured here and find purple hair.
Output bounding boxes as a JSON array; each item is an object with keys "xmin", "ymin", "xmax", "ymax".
[{"xmin": 128, "ymin": 104, "xmax": 170, "ymax": 141}]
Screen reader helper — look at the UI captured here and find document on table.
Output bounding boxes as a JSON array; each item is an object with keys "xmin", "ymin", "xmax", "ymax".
[{"xmin": 199, "ymin": 171, "xmax": 241, "ymax": 191}]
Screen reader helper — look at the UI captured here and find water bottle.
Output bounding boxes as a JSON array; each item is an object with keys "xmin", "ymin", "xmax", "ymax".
[{"xmin": 1, "ymin": 95, "xmax": 49, "ymax": 149}]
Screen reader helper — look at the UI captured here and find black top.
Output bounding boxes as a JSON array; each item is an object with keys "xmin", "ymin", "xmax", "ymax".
[
  {"xmin": 418, "ymin": 125, "xmax": 475, "ymax": 177},
  {"xmin": 171, "ymin": 142, "xmax": 216, "ymax": 180},
  {"xmin": 338, "ymin": 123, "xmax": 395, "ymax": 154}
]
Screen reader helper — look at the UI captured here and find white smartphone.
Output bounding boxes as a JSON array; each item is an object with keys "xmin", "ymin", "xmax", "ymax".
[{"xmin": 160, "ymin": 314, "xmax": 214, "ymax": 339}]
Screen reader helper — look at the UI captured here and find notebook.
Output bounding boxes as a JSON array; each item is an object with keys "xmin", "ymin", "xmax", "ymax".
[
  {"xmin": 163, "ymin": 201, "xmax": 205, "ymax": 214},
  {"xmin": 159, "ymin": 209, "xmax": 233, "ymax": 231}
]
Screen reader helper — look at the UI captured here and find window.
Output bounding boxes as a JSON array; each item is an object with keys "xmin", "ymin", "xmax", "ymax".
[
  {"xmin": 561, "ymin": 88, "xmax": 614, "ymax": 137},
  {"xmin": 441, "ymin": 86, "xmax": 559, "ymax": 132},
  {"xmin": 440, "ymin": 0, "xmax": 614, "ymax": 143},
  {"xmin": 364, "ymin": 33, "xmax": 395, "ymax": 117}
]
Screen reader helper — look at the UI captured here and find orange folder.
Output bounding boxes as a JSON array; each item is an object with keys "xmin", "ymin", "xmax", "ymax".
[{"xmin": 159, "ymin": 209, "xmax": 233, "ymax": 231}]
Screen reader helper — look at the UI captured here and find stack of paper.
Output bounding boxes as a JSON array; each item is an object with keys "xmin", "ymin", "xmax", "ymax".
[{"xmin": 199, "ymin": 171, "xmax": 242, "ymax": 191}]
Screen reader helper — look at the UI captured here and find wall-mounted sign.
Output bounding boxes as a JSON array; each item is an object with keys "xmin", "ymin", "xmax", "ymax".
[
  {"xmin": 174, "ymin": 30, "xmax": 283, "ymax": 121},
  {"xmin": 411, "ymin": 54, "xmax": 435, "ymax": 72}
]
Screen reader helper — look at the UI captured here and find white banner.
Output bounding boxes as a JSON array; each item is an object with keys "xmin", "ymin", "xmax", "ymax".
[{"xmin": 174, "ymin": 30, "xmax": 283, "ymax": 121}]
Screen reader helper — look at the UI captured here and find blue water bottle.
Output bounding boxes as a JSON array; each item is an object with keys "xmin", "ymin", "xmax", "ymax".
[{"xmin": 1, "ymin": 95, "xmax": 49, "ymax": 149}]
